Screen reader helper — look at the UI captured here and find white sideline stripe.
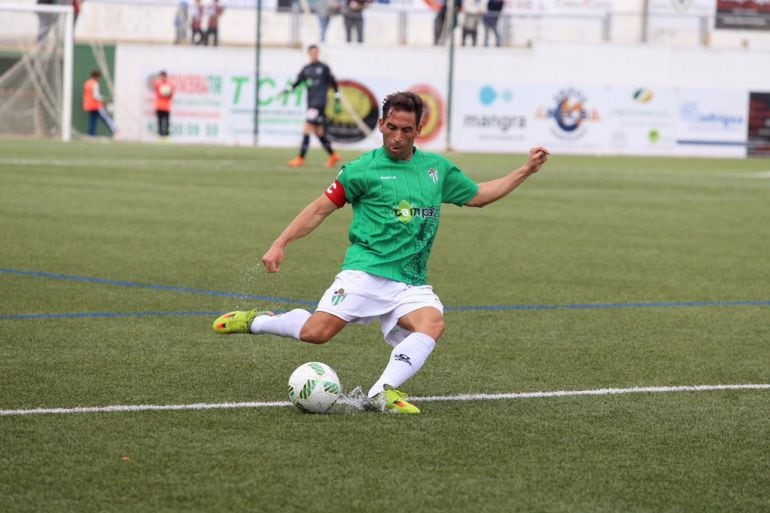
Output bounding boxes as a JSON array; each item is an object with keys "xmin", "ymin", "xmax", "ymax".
[
  {"xmin": 1, "ymin": 384, "xmax": 768, "ymax": 417},
  {"xmin": 415, "ymin": 384, "xmax": 770, "ymax": 402}
]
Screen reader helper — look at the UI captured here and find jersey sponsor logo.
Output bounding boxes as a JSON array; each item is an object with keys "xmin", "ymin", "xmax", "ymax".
[
  {"xmin": 394, "ymin": 200, "xmax": 438, "ymax": 224},
  {"xmin": 427, "ymin": 168, "xmax": 438, "ymax": 184},
  {"xmin": 331, "ymin": 288, "xmax": 347, "ymax": 306}
]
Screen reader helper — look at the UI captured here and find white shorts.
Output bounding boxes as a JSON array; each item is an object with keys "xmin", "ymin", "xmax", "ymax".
[{"xmin": 315, "ymin": 270, "xmax": 444, "ymax": 346}]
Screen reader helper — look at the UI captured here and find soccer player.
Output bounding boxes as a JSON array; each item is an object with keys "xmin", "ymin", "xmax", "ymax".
[
  {"xmin": 213, "ymin": 91, "xmax": 549, "ymax": 414},
  {"xmin": 283, "ymin": 45, "xmax": 342, "ymax": 169}
]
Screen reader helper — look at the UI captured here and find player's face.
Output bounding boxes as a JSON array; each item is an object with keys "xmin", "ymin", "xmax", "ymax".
[
  {"xmin": 379, "ymin": 110, "xmax": 422, "ymax": 161},
  {"xmin": 308, "ymin": 48, "xmax": 319, "ymax": 63}
]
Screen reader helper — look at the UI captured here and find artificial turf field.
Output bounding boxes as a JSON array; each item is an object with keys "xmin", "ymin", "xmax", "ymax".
[{"xmin": 1, "ymin": 139, "xmax": 768, "ymax": 512}]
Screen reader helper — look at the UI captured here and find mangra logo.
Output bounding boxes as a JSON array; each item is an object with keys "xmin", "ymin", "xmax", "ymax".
[{"xmin": 325, "ymin": 80, "xmax": 379, "ymax": 143}]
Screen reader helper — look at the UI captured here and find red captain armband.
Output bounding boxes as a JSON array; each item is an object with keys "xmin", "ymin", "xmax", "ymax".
[{"xmin": 324, "ymin": 178, "xmax": 347, "ymax": 208}]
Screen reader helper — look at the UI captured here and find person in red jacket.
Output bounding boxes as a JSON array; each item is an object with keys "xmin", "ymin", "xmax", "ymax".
[
  {"xmin": 154, "ymin": 70, "xmax": 174, "ymax": 137},
  {"xmin": 82, "ymin": 69, "xmax": 117, "ymax": 137},
  {"xmin": 204, "ymin": 0, "xmax": 224, "ymax": 46}
]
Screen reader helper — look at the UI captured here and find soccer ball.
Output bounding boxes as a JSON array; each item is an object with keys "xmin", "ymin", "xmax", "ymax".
[
  {"xmin": 158, "ymin": 83, "xmax": 172, "ymax": 98},
  {"xmin": 287, "ymin": 362, "xmax": 341, "ymax": 414}
]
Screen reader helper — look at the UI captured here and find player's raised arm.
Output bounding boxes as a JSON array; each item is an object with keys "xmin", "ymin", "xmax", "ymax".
[
  {"xmin": 466, "ymin": 146, "xmax": 549, "ymax": 208},
  {"xmin": 262, "ymin": 194, "xmax": 339, "ymax": 273}
]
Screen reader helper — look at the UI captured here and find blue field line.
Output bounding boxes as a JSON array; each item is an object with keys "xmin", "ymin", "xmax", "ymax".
[
  {"xmin": 1, "ymin": 267, "xmax": 768, "ymax": 322},
  {"xmin": 445, "ymin": 299, "xmax": 770, "ymax": 312},
  {"xmin": 2, "ymin": 299, "xmax": 769, "ymax": 321},
  {"xmin": 0, "ymin": 268, "xmax": 316, "ymax": 306},
  {"xmin": 0, "ymin": 311, "xmax": 224, "ymax": 321}
]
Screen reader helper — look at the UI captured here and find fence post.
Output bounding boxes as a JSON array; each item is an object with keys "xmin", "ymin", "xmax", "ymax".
[
  {"xmin": 699, "ymin": 15, "xmax": 709, "ymax": 47},
  {"xmin": 399, "ymin": 10, "xmax": 408, "ymax": 45}
]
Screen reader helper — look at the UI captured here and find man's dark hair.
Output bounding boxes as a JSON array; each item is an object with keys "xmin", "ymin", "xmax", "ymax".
[
  {"xmin": 382, "ymin": 92, "xmax": 424, "ymax": 125},
  {"xmin": 307, "ymin": 44, "xmax": 318, "ymax": 52},
  {"xmin": 90, "ymin": 69, "xmax": 101, "ymax": 78}
]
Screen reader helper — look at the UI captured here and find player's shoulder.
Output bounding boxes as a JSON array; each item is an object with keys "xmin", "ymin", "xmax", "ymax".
[
  {"xmin": 415, "ymin": 148, "xmax": 456, "ymax": 169},
  {"xmin": 341, "ymin": 148, "xmax": 378, "ymax": 174},
  {"xmin": 337, "ymin": 149, "xmax": 379, "ymax": 183}
]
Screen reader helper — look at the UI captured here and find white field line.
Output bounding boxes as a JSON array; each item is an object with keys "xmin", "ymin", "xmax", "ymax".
[{"xmin": 1, "ymin": 384, "xmax": 768, "ymax": 417}]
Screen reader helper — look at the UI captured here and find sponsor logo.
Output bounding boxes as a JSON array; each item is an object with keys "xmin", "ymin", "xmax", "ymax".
[
  {"xmin": 479, "ymin": 85, "xmax": 513, "ymax": 105},
  {"xmin": 394, "ymin": 200, "xmax": 438, "ymax": 224},
  {"xmin": 409, "ymin": 83, "xmax": 445, "ymax": 144},
  {"xmin": 146, "ymin": 73, "xmax": 221, "ymax": 95},
  {"xmin": 326, "ymin": 80, "xmax": 379, "ymax": 144},
  {"xmin": 608, "ymin": 88, "xmax": 673, "ymax": 148},
  {"xmin": 427, "ymin": 168, "xmax": 438, "ymax": 184},
  {"xmin": 463, "ymin": 85, "xmax": 526, "ymax": 134},
  {"xmin": 464, "ymin": 114, "xmax": 526, "ymax": 132},
  {"xmin": 679, "ymin": 102, "xmax": 744, "ymax": 130},
  {"xmin": 536, "ymin": 87, "xmax": 600, "ymax": 140},
  {"xmin": 633, "ymin": 88, "xmax": 654, "ymax": 104}
]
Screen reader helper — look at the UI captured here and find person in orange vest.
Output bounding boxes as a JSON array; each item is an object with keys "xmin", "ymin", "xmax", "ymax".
[
  {"xmin": 83, "ymin": 69, "xmax": 117, "ymax": 137},
  {"xmin": 154, "ymin": 70, "xmax": 174, "ymax": 137}
]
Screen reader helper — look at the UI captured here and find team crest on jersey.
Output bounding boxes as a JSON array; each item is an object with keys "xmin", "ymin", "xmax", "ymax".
[
  {"xmin": 427, "ymin": 168, "xmax": 438, "ymax": 184},
  {"xmin": 394, "ymin": 200, "xmax": 438, "ymax": 224},
  {"xmin": 331, "ymin": 288, "xmax": 347, "ymax": 306}
]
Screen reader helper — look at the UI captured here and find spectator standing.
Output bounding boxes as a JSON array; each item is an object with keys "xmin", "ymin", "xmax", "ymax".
[
  {"xmin": 36, "ymin": 0, "xmax": 56, "ymax": 44},
  {"xmin": 434, "ymin": 0, "xmax": 462, "ymax": 45},
  {"xmin": 483, "ymin": 0, "xmax": 503, "ymax": 47},
  {"xmin": 154, "ymin": 70, "xmax": 174, "ymax": 138},
  {"xmin": 37, "ymin": 0, "xmax": 82, "ymax": 43},
  {"xmin": 205, "ymin": 0, "xmax": 224, "ymax": 46},
  {"xmin": 191, "ymin": 0, "xmax": 204, "ymax": 45},
  {"xmin": 462, "ymin": 0, "xmax": 480, "ymax": 46},
  {"xmin": 342, "ymin": 0, "xmax": 368, "ymax": 44},
  {"xmin": 316, "ymin": 0, "xmax": 340, "ymax": 43},
  {"xmin": 82, "ymin": 70, "xmax": 117, "ymax": 137},
  {"xmin": 174, "ymin": 0, "xmax": 189, "ymax": 44}
]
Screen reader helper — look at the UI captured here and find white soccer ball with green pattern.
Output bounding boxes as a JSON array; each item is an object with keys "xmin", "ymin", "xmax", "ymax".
[{"xmin": 287, "ymin": 362, "xmax": 341, "ymax": 413}]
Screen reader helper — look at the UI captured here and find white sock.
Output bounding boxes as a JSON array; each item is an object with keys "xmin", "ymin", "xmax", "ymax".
[
  {"xmin": 249, "ymin": 309, "xmax": 311, "ymax": 340},
  {"xmin": 367, "ymin": 332, "xmax": 436, "ymax": 398}
]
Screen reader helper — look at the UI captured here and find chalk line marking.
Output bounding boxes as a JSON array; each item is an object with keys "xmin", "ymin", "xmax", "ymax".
[{"xmin": 1, "ymin": 384, "xmax": 767, "ymax": 417}]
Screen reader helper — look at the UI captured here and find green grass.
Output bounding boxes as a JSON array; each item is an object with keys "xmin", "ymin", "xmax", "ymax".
[{"xmin": 1, "ymin": 140, "xmax": 769, "ymax": 512}]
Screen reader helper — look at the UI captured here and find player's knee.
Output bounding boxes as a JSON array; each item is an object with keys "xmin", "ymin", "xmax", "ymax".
[
  {"xmin": 422, "ymin": 318, "xmax": 445, "ymax": 341},
  {"xmin": 299, "ymin": 325, "xmax": 333, "ymax": 345}
]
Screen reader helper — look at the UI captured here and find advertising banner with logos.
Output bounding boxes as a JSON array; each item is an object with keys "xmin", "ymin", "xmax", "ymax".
[
  {"xmin": 114, "ymin": 44, "xmax": 448, "ymax": 150},
  {"xmin": 114, "ymin": 43, "xmax": 757, "ymax": 157},
  {"xmin": 450, "ymin": 82, "xmax": 747, "ymax": 157},
  {"xmin": 674, "ymin": 89, "xmax": 748, "ymax": 157},
  {"xmin": 716, "ymin": 0, "xmax": 770, "ymax": 30}
]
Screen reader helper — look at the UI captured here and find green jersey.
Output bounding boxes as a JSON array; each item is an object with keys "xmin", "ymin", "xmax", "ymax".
[{"xmin": 333, "ymin": 147, "xmax": 479, "ymax": 286}]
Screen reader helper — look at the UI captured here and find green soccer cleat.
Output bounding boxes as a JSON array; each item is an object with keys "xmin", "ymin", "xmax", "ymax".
[
  {"xmin": 212, "ymin": 309, "xmax": 272, "ymax": 334},
  {"xmin": 370, "ymin": 385, "xmax": 421, "ymax": 414}
]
